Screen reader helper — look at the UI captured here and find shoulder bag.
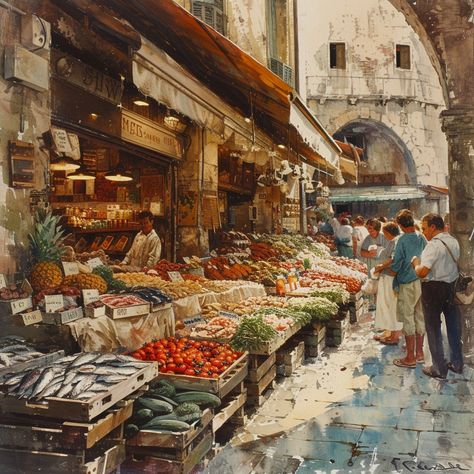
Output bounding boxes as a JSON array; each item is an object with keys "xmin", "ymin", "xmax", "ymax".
[{"xmin": 439, "ymin": 239, "xmax": 473, "ymax": 305}]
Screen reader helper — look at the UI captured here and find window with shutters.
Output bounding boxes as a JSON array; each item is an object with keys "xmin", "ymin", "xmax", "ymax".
[
  {"xmin": 395, "ymin": 44, "xmax": 411, "ymax": 69},
  {"xmin": 329, "ymin": 43, "xmax": 346, "ymax": 69},
  {"xmin": 191, "ymin": 0, "xmax": 226, "ymax": 36}
]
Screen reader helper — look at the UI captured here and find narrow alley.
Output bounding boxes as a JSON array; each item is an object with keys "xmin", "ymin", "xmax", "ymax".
[{"xmin": 206, "ymin": 312, "xmax": 474, "ymax": 473}]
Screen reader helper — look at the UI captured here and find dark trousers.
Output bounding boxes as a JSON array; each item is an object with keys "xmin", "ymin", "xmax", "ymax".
[{"xmin": 421, "ymin": 281, "xmax": 463, "ymax": 376}]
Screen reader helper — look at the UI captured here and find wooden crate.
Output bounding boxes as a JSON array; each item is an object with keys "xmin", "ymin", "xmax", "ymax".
[
  {"xmin": 276, "ymin": 340, "xmax": 304, "ymax": 377},
  {"xmin": 157, "ymin": 353, "xmax": 248, "ymax": 399},
  {"xmin": 212, "ymin": 382, "xmax": 247, "ymax": 432},
  {"xmin": 0, "ymin": 399, "xmax": 133, "ymax": 452},
  {"xmin": 122, "ymin": 428, "xmax": 213, "ymax": 474},
  {"xmin": 245, "ymin": 364, "xmax": 276, "ymax": 406},
  {"xmin": 127, "ymin": 408, "xmax": 213, "ymax": 454},
  {"xmin": 248, "ymin": 322, "xmax": 302, "ymax": 355},
  {"xmin": 247, "ymin": 352, "xmax": 276, "ymax": 383},
  {"xmin": 0, "ymin": 349, "xmax": 64, "ymax": 377},
  {"xmin": 0, "ymin": 441, "xmax": 125, "ymax": 474},
  {"xmin": 0, "ymin": 362, "xmax": 158, "ymax": 422},
  {"xmin": 325, "ymin": 317, "xmax": 349, "ymax": 347}
]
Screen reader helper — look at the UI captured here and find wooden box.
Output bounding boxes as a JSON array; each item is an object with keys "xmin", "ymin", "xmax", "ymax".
[{"xmin": 43, "ymin": 307, "xmax": 84, "ymax": 325}]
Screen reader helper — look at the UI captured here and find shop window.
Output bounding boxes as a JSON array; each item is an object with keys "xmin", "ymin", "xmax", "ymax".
[
  {"xmin": 191, "ymin": 0, "xmax": 226, "ymax": 36},
  {"xmin": 329, "ymin": 43, "xmax": 346, "ymax": 69},
  {"xmin": 396, "ymin": 44, "xmax": 411, "ymax": 69}
]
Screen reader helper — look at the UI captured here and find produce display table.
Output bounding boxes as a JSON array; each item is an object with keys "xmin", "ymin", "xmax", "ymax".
[{"xmin": 68, "ymin": 304, "xmax": 174, "ymax": 351}]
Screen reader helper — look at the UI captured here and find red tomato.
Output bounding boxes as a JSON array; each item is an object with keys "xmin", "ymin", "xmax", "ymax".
[
  {"xmin": 210, "ymin": 358, "xmax": 223, "ymax": 368},
  {"xmin": 203, "ymin": 350, "xmax": 212, "ymax": 358},
  {"xmin": 175, "ymin": 364, "xmax": 187, "ymax": 374},
  {"xmin": 167, "ymin": 363, "xmax": 177, "ymax": 371},
  {"xmin": 174, "ymin": 357, "xmax": 184, "ymax": 365},
  {"xmin": 184, "ymin": 368, "xmax": 195, "ymax": 376}
]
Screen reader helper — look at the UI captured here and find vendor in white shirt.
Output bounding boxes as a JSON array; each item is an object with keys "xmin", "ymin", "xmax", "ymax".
[{"xmin": 120, "ymin": 211, "xmax": 162, "ymax": 270}]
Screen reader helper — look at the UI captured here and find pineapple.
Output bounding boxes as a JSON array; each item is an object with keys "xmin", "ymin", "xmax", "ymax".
[
  {"xmin": 28, "ymin": 209, "xmax": 65, "ymax": 292},
  {"xmin": 62, "ymin": 274, "xmax": 108, "ymax": 294}
]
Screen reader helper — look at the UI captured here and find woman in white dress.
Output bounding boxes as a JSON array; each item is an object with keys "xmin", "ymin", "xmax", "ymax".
[{"xmin": 373, "ymin": 222, "xmax": 403, "ymax": 345}]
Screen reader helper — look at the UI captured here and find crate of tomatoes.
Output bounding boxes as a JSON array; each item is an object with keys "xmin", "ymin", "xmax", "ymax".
[{"xmin": 130, "ymin": 337, "xmax": 248, "ymax": 398}]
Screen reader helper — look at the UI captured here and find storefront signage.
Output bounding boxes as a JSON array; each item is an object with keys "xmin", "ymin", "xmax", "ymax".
[
  {"xmin": 54, "ymin": 53, "xmax": 123, "ymax": 105},
  {"xmin": 82, "ymin": 289, "xmax": 100, "ymax": 306},
  {"xmin": 121, "ymin": 109, "xmax": 183, "ymax": 159},
  {"xmin": 45, "ymin": 295, "xmax": 64, "ymax": 313},
  {"xmin": 168, "ymin": 271, "xmax": 184, "ymax": 282},
  {"xmin": 62, "ymin": 261, "xmax": 79, "ymax": 276}
]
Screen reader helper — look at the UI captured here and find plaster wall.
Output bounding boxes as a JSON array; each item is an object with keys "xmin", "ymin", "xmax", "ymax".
[
  {"xmin": 0, "ymin": 7, "xmax": 50, "ymax": 279},
  {"xmin": 297, "ymin": 0, "xmax": 448, "ymax": 188}
]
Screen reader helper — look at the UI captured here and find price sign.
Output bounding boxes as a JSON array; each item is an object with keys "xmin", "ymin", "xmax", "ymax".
[
  {"xmin": 10, "ymin": 297, "xmax": 33, "ymax": 315},
  {"xmin": 183, "ymin": 315, "xmax": 205, "ymax": 327},
  {"xmin": 182, "ymin": 257, "xmax": 191, "ymax": 264},
  {"xmin": 218, "ymin": 311, "xmax": 240, "ymax": 320},
  {"xmin": 82, "ymin": 289, "xmax": 99, "ymax": 305},
  {"xmin": 168, "ymin": 271, "xmax": 184, "ymax": 282},
  {"xmin": 62, "ymin": 261, "xmax": 79, "ymax": 276},
  {"xmin": 18, "ymin": 310, "xmax": 43, "ymax": 326},
  {"xmin": 0, "ymin": 274, "xmax": 6, "ymax": 288},
  {"xmin": 87, "ymin": 257, "xmax": 103, "ymax": 269},
  {"xmin": 45, "ymin": 294, "xmax": 64, "ymax": 313},
  {"xmin": 210, "ymin": 250, "xmax": 217, "ymax": 258}
]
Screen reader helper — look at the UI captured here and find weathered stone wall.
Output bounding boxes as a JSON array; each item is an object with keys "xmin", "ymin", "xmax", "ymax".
[{"xmin": 0, "ymin": 4, "xmax": 50, "ymax": 279}]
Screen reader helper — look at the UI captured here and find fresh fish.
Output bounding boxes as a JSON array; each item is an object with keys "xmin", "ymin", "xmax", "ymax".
[
  {"xmin": 10, "ymin": 355, "xmax": 31, "ymax": 363},
  {"xmin": 0, "ymin": 345, "xmax": 32, "ymax": 353},
  {"xmin": 93, "ymin": 367, "xmax": 117, "ymax": 376},
  {"xmin": 25, "ymin": 352, "xmax": 44, "ymax": 358},
  {"xmin": 78, "ymin": 364, "xmax": 96, "ymax": 373},
  {"xmin": 16, "ymin": 368, "xmax": 43, "ymax": 396},
  {"xmin": 110, "ymin": 366, "xmax": 139, "ymax": 376},
  {"xmin": 70, "ymin": 375, "xmax": 96, "ymax": 398},
  {"xmin": 93, "ymin": 354, "xmax": 118, "ymax": 365},
  {"xmin": 120, "ymin": 362, "xmax": 149, "ymax": 369},
  {"xmin": 36, "ymin": 380, "xmax": 63, "ymax": 400},
  {"xmin": 52, "ymin": 355, "xmax": 77, "ymax": 365},
  {"xmin": 68, "ymin": 353, "xmax": 100, "ymax": 369},
  {"xmin": 75, "ymin": 391, "xmax": 97, "ymax": 400},
  {"xmin": 96, "ymin": 374, "xmax": 127, "ymax": 384},
  {"xmin": 115, "ymin": 354, "xmax": 139, "ymax": 363},
  {"xmin": 2, "ymin": 373, "xmax": 24, "ymax": 386},
  {"xmin": 56, "ymin": 382, "xmax": 74, "ymax": 399},
  {"xmin": 19, "ymin": 385, "xmax": 35, "ymax": 399},
  {"xmin": 0, "ymin": 354, "xmax": 10, "ymax": 366},
  {"xmin": 30, "ymin": 368, "xmax": 58, "ymax": 399},
  {"xmin": 88, "ymin": 383, "xmax": 110, "ymax": 392}
]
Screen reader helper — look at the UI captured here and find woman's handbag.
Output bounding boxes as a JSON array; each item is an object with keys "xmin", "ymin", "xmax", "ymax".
[{"xmin": 439, "ymin": 240, "xmax": 473, "ymax": 305}]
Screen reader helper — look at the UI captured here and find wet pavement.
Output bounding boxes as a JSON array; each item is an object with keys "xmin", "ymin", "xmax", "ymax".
[{"xmin": 205, "ymin": 313, "xmax": 474, "ymax": 473}]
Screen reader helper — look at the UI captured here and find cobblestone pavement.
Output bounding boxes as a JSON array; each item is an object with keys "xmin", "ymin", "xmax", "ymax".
[{"xmin": 205, "ymin": 313, "xmax": 474, "ymax": 473}]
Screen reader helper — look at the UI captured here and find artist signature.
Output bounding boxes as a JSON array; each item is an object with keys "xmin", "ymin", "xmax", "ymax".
[{"xmin": 391, "ymin": 457, "xmax": 470, "ymax": 472}]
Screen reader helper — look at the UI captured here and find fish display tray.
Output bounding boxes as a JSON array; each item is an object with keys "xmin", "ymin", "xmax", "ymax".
[
  {"xmin": 0, "ymin": 349, "xmax": 65, "ymax": 378},
  {"xmin": 0, "ymin": 362, "xmax": 158, "ymax": 422},
  {"xmin": 158, "ymin": 353, "xmax": 248, "ymax": 399},
  {"xmin": 0, "ymin": 399, "xmax": 133, "ymax": 451},
  {"xmin": 127, "ymin": 408, "xmax": 213, "ymax": 453},
  {"xmin": 0, "ymin": 441, "xmax": 125, "ymax": 474}
]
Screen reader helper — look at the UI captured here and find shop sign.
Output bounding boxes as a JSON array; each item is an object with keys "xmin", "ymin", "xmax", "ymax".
[
  {"xmin": 54, "ymin": 53, "xmax": 123, "ymax": 105},
  {"xmin": 121, "ymin": 109, "xmax": 183, "ymax": 159}
]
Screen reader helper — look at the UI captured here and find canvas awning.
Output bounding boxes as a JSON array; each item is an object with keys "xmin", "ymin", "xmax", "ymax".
[{"xmin": 329, "ymin": 186, "xmax": 426, "ymax": 203}]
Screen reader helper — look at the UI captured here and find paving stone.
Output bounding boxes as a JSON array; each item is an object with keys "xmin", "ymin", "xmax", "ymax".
[
  {"xmin": 420, "ymin": 394, "xmax": 473, "ymax": 412},
  {"xmin": 357, "ymin": 427, "xmax": 418, "ymax": 456},
  {"xmin": 259, "ymin": 399, "xmax": 294, "ymax": 418},
  {"xmin": 417, "ymin": 431, "xmax": 474, "ymax": 463},
  {"xmin": 328, "ymin": 405, "xmax": 400, "ymax": 428},
  {"xmin": 433, "ymin": 411, "xmax": 474, "ymax": 435},
  {"xmin": 288, "ymin": 421, "xmax": 362, "ymax": 443}
]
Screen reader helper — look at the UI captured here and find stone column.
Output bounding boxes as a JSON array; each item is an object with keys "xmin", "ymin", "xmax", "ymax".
[{"xmin": 441, "ymin": 106, "xmax": 474, "ymax": 363}]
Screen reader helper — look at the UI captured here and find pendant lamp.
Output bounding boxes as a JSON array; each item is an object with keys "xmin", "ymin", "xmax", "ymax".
[
  {"xmin": 50, "ymin": 157, "xmax": 80, "ymax": 171},
  {"xmin": 66, "ymin": 163, "xmax": 95, "ymax": 180},
  {"xmin": 105, "ymin": 164, "xmax": 133, "ymax": 182}
]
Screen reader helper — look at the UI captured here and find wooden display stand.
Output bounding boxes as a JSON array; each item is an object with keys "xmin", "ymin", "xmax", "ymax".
[
  {"xmin": 348, "ymin": 291, "xmax": 366, "ymax": 323},
  {"xmin": 212, "ymin": 382, "xmax": 247, "ymax": 432},
  {"xmin": 325, "ymin": 316, "xmax": 349, "ymax": 347},
  {"xmin": 296, "ymin": 322, "xmax": 327, "ymax": 358},
  {"xmin": 245, "ymin": 353, "xmax": 276, "ymax": 407},
  {"xmin": 276, "ymin": 340, "xmax": 305, "ymax": 377}
]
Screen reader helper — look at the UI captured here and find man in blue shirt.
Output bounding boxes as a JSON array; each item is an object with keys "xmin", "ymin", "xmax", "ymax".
[{"xmin": 390, "ymin": 209, "xmax": 426, "ymax": 368}]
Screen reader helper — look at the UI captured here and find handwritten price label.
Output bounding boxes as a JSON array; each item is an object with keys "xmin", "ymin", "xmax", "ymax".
[
  {"xmin": 87, "ymin": 257, "xmax": 103, "ymax": 269},
  {"xmin": 10, "ymin": 297, "xmax": 33, "ymax": 315},
  {"xmin": 183, "ymin": 315, "xmax": 205, "ymax": 327},
  {"xmin": 82, "ymin": 289, "xmax": 99, "ymax": 306},
  {"xmin": 182, "ymin": 257, "xmax": 191, "ymax": 264},
  {"xmin": 19, "ymin": 310, "xmax": 43, "ymax": 326},
  {"xmin": 167, "ymin": 271, "xmax": 184, "ymax": 282},
  {"xmin": 62, "ymin": 261, "xmax": 79, "ymax": 276},
  {"xmin": 0, "ymin": 274, "xmax": 6, "ymax": 288},
  {"xmin": 218, "ymin": 311, "xmax": 240, "ymax": 320},
  {"xmin": 45, "ymin": 294, "xmax": 64, "ymax": 313}
]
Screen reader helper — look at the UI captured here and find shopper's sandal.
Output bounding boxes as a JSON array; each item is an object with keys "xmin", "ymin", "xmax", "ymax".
[
  {"xmin": 373, "ymin": 331, "xmax": 390, "ymax": 341},
  {"xmin": 380, "ymin": 337, "xmax": 399, "ymax": 346},
  {"xmin": 416, "ymin": 355, "xmax": 425, "ymax": 363},
  {"xmin": 422, "ymin": 367, "xmax": 446, "ymax": 379},
  {"xmin": 447, "ymin": 363, "xmax": 463, "ymax": 374},
  {"xmin": 393, "ymin": 358, "xmax": 416, "ymax": 368}
]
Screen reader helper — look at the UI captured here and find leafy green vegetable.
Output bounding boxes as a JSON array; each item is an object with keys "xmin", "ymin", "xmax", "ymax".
[
  {"xmin": 231, "ymin": 315, "xmax": 277, "ymax": 351},
  {"xmin": 310, "ymin": 286, "xmax": 350, "ymax": 305},
  {"xmin": 288, "ymin": 296, "xmax": 338, "ymax": 322}
]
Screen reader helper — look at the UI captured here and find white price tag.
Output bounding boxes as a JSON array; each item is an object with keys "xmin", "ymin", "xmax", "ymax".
[
  {"xmin": 19, "ymin": 310, "xmax": 42, "ymax": 326},
  {"xmin": 168, "ymin": 271, "xmax": 184, "ymax": 282},
  {"xmin": 45, "ymin": 294, "xmax": 64, "ymax": 313},
  {"xmin": 10, "ymin": 297, "xmax": 33, "ymax": 315},
  {"xmin": 218, "ymin": 311, "xmax": 240, "ymax": 320},
  {"xmin": 0, "ymin": 274, "xmax": 6, "ymax": 288},
  {"xmin": 183, "ymin": 257, "xmax": 191, "ymax": 264},
  {"xmin": 87, "ymin": 257, "xmax": 103, "ymax": 269},
  {"xmin": 183, "ymin": 315, "xmax": 205, "ymax": 327},
  {"xmin": 210, "ymin": 250, "xmax": 217, "ymax": 257},
  {"xmin": 82, "ymin": 289, "xmax": 99, "ymax": 305},
  {"xmin": 62, "ymin": 261, "xmax": 79, "ymax": 276}
]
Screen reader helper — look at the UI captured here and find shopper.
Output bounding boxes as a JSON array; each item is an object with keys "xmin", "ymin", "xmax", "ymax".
[
  {"xmin": 334, "ymin": 217, "xmax": 354, "ymax": 258},
  {"xmin": 373, "ymin": 222, "xmax": 402, "ymax": 344},
  {"xmin": 360, "ymin": 218, "xmax": 387, "ymax": 272},
  {"xmin": 412, "ymin": 213, "xmax": 463, "ymax": 379},
  {"xmin": 352, "ymin": 215, "xmax": 369, "ymax": 259},
  {"xmin": 391, "ymin": 209, "xmax": 426, "ymax": 368},
  {"xmin": 120, "ymin": 210, "xmax": 162, "ymax": 269}
]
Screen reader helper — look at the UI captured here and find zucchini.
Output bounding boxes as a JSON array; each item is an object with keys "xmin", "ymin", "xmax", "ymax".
[
  {"xmin": 173, "ymin": 391, "xmax": 221, "ymax": 408},
  {"xmin": 137, "ymin": 397, "xmax": 174, "ymax": 414},
  {"xmin": 132, "ymin": 408, "xmax": 154, "ymax": 426},
  {"xmin": 177, "ymin": 412, "xmax": 202, "ymax": 424},
  {"xmin": 142, "ymin": 418, "xmax": 190, "ymax": 432},
  {"xmin": 142, "ymin": 413, "xmax": 177, "ymax": 428},
  {"xmin": 124, "ymin": 424, "xmax": 139, "ymax": 437},
  {"xmin": 147, "ymin": 391, "xmax": 179, "ymax": 407}
]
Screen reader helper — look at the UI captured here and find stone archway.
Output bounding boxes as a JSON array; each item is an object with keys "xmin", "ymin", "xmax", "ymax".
[{"xmin": 334, "ymin": 119, "xmax": 417, "ymax": 185}]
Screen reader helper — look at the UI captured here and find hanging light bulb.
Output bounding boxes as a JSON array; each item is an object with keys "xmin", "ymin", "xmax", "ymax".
[
  {"xmin": 66, "ymin": 163, "xmax": 95, "ymax": 180},
  {"xmin": 50, "ymin": 156, "xmax": 80, "ymax": 171},
  {"xmin": 105, "ymin": 164, "xmax": 133, "ymax": 182}
]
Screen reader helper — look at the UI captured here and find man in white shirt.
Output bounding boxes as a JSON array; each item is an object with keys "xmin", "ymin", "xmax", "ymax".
[
  {"xmin": 352, "ymin": 215, "xmax": 369, "ymax": 259},
  {"xmin": 121, "ymin": 211, "xmax": 162, "ymax": 269},
  {"xmin": 412, "ymin": 213, "xmax": 463, "ymax": 379}
]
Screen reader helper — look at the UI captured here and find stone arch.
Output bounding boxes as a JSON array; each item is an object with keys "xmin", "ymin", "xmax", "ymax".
[
  {"xmin": 334, "ymin": 118, "xmax": 417, "ymax": 185},
  {"xmin": 387, "ymin": 0, "xmax": 449, "ymax": 105}
]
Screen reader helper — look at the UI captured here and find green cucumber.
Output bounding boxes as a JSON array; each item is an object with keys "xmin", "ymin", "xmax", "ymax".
[
  {"xmin": 142, "ymin": 418, "xmax": 190, "ymax": 432},
  {"xmin": 137, "ymin": 397, "xmax": 174, "ymax": 414},
  {"xmin": 173, "ymin": 391, "xmax": 221, "ymax": 408}
]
